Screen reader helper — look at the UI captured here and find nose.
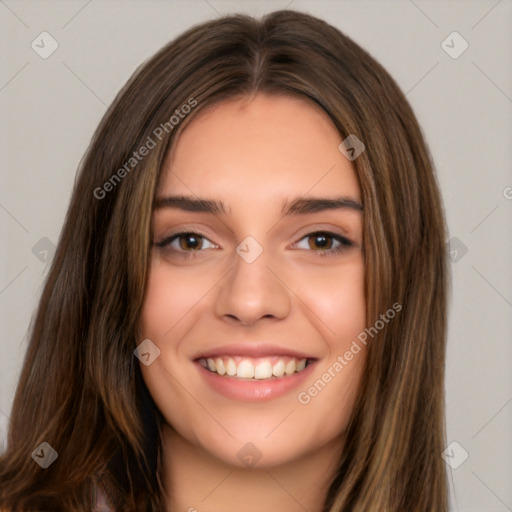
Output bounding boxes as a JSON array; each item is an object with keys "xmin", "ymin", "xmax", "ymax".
[{"xmin": 214, "ymin": 241, "xmax": 291, "ymax": 326}]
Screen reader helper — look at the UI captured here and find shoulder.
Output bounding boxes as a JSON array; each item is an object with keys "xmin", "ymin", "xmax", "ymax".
[
  {"xmin": 0, "ymin": 486, "xmax": 115, "ymax": 512},
  {"xmin": 94, "ymin": 482, "xmax": 115, "ymax": 512}
]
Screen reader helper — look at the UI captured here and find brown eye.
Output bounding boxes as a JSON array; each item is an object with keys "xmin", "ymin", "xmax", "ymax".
[
  {"xmin": 177, "ymin": 233, "xmax": 203, "ymax": 251},
  {"xmin": 154, "ymin": 231, "xmax": 217, "ymax": 259},
  {"xmin": 308, "ymin": 233, "xmax": 333, "ymax": 250},
  {"xmin": 295, "ymin": 231, "xmax": 353, "ymax": 257}
]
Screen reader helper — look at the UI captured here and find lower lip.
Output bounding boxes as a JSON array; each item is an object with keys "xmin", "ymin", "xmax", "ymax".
[{"xmin": 195, "ymin": 360, "xmax": 316, "ymax": 402}]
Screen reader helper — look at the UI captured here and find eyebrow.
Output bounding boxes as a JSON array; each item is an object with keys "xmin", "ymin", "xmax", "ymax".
[{"xmin": 153, "ymin": 194, "xmax": 363, "ymax": 216}]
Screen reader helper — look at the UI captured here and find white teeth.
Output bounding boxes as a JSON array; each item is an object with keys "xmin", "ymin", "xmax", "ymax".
[
  {"xmin": 199, "ymin": 356, "xmax": 310, "ymax": 380},
  {"xmin": 285, "ymin": 359, "xmax": 296, "ymax": 375},
  {"xmin": 254, "ymin": 361, "xmax": 273, "ymax": 380},
  {"xmin": 237, "ymin": 360, "xmax": 254, "ymax": 378},
  {"xmin": 215, "ymin": 357, "xmax": 226, "ymax": 376},
  {"xmin": 272, "ymin": 360, "xmax": 285, "ymax": 377},
  {"xmin": 226, "ymin": 358, "xmax": 237, "ymax": 376}
]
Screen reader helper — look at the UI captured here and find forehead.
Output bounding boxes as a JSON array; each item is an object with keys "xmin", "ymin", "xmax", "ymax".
[{"xmin": 158, "ymin": 93, "xmax": 361, "ymax": 204}]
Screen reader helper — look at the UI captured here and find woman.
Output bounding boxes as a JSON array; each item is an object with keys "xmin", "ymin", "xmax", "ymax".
[{"xmin": 0, "ymin": 9, "xmax": 450, "ymax": 512}]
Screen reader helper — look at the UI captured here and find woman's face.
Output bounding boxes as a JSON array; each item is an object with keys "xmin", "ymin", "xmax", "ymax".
[{"xmin": 140, "ymin": 93, "xmax": 367, "ymax": 468}]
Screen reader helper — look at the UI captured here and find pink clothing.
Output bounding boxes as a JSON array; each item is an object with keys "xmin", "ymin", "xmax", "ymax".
[{"xmin": 94, "ymin": 484, "xmax": 114, "ymax": 512}]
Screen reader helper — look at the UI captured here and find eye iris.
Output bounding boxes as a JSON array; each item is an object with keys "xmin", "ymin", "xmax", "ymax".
[
  {"xmin": 310, "ymin": 233, "xmax": 332, "ymax": 250},
  {"xmin": 180, "ymin": 234, "xmax": 201, "ymax": 250}
]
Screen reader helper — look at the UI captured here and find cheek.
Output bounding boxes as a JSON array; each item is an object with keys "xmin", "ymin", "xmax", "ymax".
[
  {"xmin": 293, "ymin": 256, "xmax": 366, "ymax": 424},
  {"xmin": 140, "ymin": 256, "xmax": 211, "ymax": 340},
  {"xmin": 295, "ymin": 255, "xmax": 366, "ymax": 351},
  {"xmin": 138, "ymin": 259, "xmax": 208, "ymax": 436},
  {"xmin": 140, "ymin": 268, "xmax": 176, "ymax": 340}
]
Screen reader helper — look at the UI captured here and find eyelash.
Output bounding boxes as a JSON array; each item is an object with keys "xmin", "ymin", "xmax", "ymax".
[{"xmin": 154, "ymin": 231, "xmax": 353, "ymax": 259}]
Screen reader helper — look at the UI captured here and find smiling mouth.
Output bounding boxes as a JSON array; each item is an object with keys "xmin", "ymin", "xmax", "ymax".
[{"xmin": 196, "ymin": 355, "xmax": 315, "ymax": 380}]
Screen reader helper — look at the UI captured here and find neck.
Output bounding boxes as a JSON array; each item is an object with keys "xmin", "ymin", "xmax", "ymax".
[{"xmin": 159, "ymin": 423, "xmax": 343, "ymax": 512}]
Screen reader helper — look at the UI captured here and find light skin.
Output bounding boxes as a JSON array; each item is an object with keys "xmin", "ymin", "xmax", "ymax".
[{"xmin": 139, "ymin": 93, "xmax": 367, "ymax": 512}]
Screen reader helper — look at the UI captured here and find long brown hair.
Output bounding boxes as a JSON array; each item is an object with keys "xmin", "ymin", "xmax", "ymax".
[{"xmin": 0, "ymin": 9, "xmax": 449, "ymax": 511}]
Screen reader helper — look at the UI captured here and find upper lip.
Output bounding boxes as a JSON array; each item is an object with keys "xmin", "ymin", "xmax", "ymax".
[{"xmin": 192, "ymin": 343, "xmax": 317, "ymax": 361}]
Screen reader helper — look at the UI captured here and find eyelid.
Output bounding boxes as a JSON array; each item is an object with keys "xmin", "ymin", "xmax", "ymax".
[
  {"xmin": 154, "ymin": 228, "xmax": 354, "ymax": 259},
  {"xmin": 290, "ymin": 231, "xmax": 354, "ymax": 257},
  {"xmin": 291, "ymin": 224, "xmax": 354, "ymax": 245},
  {"xmin": 154, "ymin": 230, "xmax": 217, "ymax": 249},
  {"xmin": 294, "ymin": 231, "xmax": 353, "ymax": 245},
  {"xmin": 154, "ymin": 225, "xmax": 353, "ymax": 245}
]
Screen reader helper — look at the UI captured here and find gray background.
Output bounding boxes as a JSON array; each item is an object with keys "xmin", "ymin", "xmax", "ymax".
[{"xmin": 1, "ymin": 0, "xmax": 511, "ymax": 510}]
